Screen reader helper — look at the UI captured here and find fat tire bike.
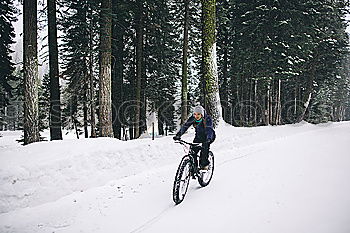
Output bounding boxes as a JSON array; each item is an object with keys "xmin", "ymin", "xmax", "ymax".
[{"xmin": 172, "ymin": 139, "xmax": 214, "ymax": 205}]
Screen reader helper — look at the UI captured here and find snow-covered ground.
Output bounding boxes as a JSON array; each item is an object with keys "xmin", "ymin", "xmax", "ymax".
[{"xmin": 0, "ymin": 121, "xmax": 349, "ymax": 233}]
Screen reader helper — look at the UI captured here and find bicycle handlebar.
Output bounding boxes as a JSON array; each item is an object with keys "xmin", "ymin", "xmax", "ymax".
[{"xmin": 174, "ymin": 139, "xmax": 201, "ymax": 147}]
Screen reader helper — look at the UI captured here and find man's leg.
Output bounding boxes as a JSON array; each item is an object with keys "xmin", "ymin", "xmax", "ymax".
[
  {"xmin": 190, "ymin": 146, "xmax": 201, "ymax": 177},
  {"xmin": 199, "ymin": 142, "xmax": 210, "ymax": 168},
  {"xmin": 191, "ymin": 145, "xmax": 201, "ymax": 165}
]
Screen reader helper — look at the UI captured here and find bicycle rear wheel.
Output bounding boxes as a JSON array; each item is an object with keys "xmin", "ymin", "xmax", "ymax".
[
  {"xmin": 173, "ymin": 157, "xmax": 192, "ymax": 204},
  {"xmin": 198, "ymin": 151, "xmax": 214, "ymax": 187}
]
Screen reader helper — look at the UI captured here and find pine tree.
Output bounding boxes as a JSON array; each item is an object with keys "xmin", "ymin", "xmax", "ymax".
[
  {"xmin": 48, "ymin": 0, "xmax": 63, "ymax": 140},
  {"xmin": 168, "ymin": 0, "xmax": 201, "ymax": 124},
  {"xmin": 306, "ymin": 0, "xmax": 350, "ymax": 122},
  {"xmin": 111, "ymin": 0, "xmax": 130, "ymax": 139},
  {"xmin": 60, "ymin": 0, "xmax": 100, "ymax": 137},
  {"xmin": 217, "ymin": 0, "xmax": 232, "ymax": 124},
  {"xmin": 180, "ymin": 0, "xmax": 190, "ymax": 125},
  {"xmin": 3, "ymin": 68, "xmax": 23, "ymax": 131},
  {"xmin": 202, "ymin": 0, "xmax": 221, "ymax": 126},
  {"xmin": 23, "ymin": 0, "xmax": 40, "ymax": 144},
  {"xmin": 145, "ymin": 0, "xmax": 179, "ymax": 135},
  {"xmin": 0, "ymin": 0, "xmax": 17, "ymax": 129},
  {"xmin": 214, "ymin": 0, "xmax": 350, "ymax": 126},
  {"xmin": 38, "ymin": 74, "xmax": 51, "ymax": 132},
  {"xmin": 99, "ymin": 0, "xmax": 114, "ymax": 137},
  {"xmin": 134, "ymin": 0, "xmax": 144, "ymax": 139}
]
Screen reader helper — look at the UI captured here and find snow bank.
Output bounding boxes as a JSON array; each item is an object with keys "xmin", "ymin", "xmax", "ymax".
[
  {"xmin": 0, "ymin": 121, "xmax": 345, "ymax": 214},
  {"xmin": 0, "ymin": 136, "xmax": 183, "ymax": 213}
]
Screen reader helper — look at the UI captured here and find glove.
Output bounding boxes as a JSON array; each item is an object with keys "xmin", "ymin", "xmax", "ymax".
[{"xmin": 173, "ymin": 134, "xmax": 181, "ymax": 141}]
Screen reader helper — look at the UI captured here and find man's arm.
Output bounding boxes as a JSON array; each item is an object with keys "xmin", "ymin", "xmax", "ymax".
[{"xmin": 176, "ymin": 115, "xmax": 195, "ymax": 137}]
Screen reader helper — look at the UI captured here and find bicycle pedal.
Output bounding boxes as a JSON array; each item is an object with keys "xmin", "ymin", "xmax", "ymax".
[
  {"xmin": 199, "ymin": 165, "xmax": 209, "ymax": 171},
  {"xmin": 191, "ymin": 173, "xmax": 196, "ymax": 179}
]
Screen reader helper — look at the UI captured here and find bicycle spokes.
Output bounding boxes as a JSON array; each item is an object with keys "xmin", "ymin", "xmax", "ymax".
[
  {"xmin": 173, "ymin": 158, "xmax": 192, "ymax": 204},
  {"xmin": 179, "ymin": 164, "xmax": 190, "ymax": 196}
]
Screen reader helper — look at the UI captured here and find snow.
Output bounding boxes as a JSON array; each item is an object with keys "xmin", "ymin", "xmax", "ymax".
[{"xmin": 0, "ymin": 121, "xmax": 350, "ymax": 233}]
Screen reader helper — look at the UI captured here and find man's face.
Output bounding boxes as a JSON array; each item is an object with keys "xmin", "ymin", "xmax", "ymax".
[{"xmin": 194, "ymin": 112, "xmax": 202, "ymax": 120}]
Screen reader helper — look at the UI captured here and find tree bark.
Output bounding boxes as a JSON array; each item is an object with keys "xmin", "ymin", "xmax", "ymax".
[
  {"xmin": 99, "ymin": 0, "xmax": 114, "ymax": 137},
  {"xmin": 47, "ymin": 0, "xmax": 62, "ymax": 140},
  {"xmin": 202, "ymin": 0, "xmax": 222, "ymax": 127},
  {"xmin": 140, "ymin": 27, "xmax": 147, "ymax": 136},
  {"xmin": 83, "ymin": 88, "xmax": 88, "ymax": 138},
  {"xmin": 111, "ymin": 0, "xmax": 124, "ymax": 139},
  {"xmin": 269, "ymin": 81, "xmax": 273, "ymax": 125},
  {"xmin": 299, "ymin": 50, "xmax": 318, "ymax": 123},
  {"xmin": 265, "ymin": 83, "xmax": 270, "ymax": 125},
  {"xmin": 254, "ymin": 79, "xmax": 257, "ymax": 124},
  {"xmin": 135, "ymin": 1, "xmax": 144, "ymax": 139},
  {"xmin": 220, "ymin": 38, "xmax": 228, "ymax": 123},
  {"xmin": 89, "ymin": 6, "xmax": 96, "ymax": 138},
  {"xmin": 276, "ymin": 79, "xmax": 282, "ymax": 125},
  {"xmin": 181, "ymin": 0, "xmax": 190, "ymax": 124},
  {"xmin": 24, "ymin": 0, "xmax": 40, "ymax": 145},
  {"xmin": 158, "ymin": 110, "xmax": 164, "ymax": 136}
]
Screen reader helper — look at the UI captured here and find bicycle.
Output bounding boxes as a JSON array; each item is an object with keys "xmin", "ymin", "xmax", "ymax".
[{"xmin": 172, "ymin": 139, "xmax": 214, "ymax": 204}]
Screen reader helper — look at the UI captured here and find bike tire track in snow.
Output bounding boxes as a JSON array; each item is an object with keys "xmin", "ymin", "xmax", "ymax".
[
  {"xmin": 128, "ymin": 147, "xmax": 267, "ymax": 233},
  {"xmin": 0, "ymin": 121, "xmax": 349, "ymax": 233}
]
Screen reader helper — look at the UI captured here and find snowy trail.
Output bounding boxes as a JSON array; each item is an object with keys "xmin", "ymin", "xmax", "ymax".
[
  {"xmin": 130, "ymin": 123, "xmax": 350, "ymax": 233},
  {"xmin": 0, "ymin": 122, "xmax": 350, "ymax": 233}
]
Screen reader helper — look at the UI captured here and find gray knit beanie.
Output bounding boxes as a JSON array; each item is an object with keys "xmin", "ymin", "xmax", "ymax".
[{"xmin": 193, "ymin": 105, "xmax": 204, "ymax": 116}]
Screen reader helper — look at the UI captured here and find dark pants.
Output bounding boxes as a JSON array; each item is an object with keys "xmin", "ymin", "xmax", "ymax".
[{"xmin": 192, "ymin": 141, "xmax": 211, "ymax": 167}]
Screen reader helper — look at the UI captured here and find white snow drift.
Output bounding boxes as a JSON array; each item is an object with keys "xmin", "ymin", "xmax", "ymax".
[{"xmin": 0, "ymin": 121, "xmax": 349, "ymax": 233}]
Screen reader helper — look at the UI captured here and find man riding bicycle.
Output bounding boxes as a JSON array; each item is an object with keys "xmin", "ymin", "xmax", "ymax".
[{"xmin": 173, "ymin": 105, "xmax": 216, "ymax": 170}]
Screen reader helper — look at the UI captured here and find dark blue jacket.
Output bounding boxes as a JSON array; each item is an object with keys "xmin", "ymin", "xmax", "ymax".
[{"xmin": 176, "ymin": 113, "xmax": 216, "ymax": 143}]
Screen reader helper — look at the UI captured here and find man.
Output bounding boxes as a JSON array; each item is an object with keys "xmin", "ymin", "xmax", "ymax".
[{"xmin": 173, "ymin": 105, "xmax": 216, "ymax": 170}]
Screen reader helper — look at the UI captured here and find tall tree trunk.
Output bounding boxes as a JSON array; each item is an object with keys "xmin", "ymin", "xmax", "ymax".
[
  {"xmin": 83, "ymin": 87, "xmax": 88, "ymax": 138},
  {"xmin": 294, "ymin": 84, "xmax": 297, "ymax": 117},
  {"xmin": 247, "ymin": 77, "xmax": 255, "ymax": 126},
  {"xmin": 140, "ymin": 29, "xmax": 147, "ymax": 136},
  {"xmin": 221, "ymin": 42, "xmax": 228, "ymax": 123},
  {"xmin": 158, "ymin": 110, "xmax": 164, "ymax": 136},
  {"xmin": 299, "ymin": 80, "xmax": 313, "ymax": 122},
  {"xmin": 201, "ymin": 0, "xmax": 221, "ymax": 127},
  {"xmin": 273, "ymin": 79, "xmax": 278, "ymax": 125},
  {"xmin": 111, "ymin": 0, "xmax": 124, "ymax": 139},
  {"xmin": 181, "ymin": 0, "xmax": 190, "ymax": 124},
  {"xmin": 276, "ymin": 79, "xmax": 282, "ymax": 125},
  {"xmin": 254, "ymin": 79, "xmax": 258, "ymax": 124},
  {"xmin": 47, "ymin": 0, "xmax": 62, "ymax": 140},
  {"xmin": 23, "ymin": 0, "xmax": 40, "ymax": 145},
  {"xmin": 99, "ymin": 0, "xmax": 114, "ymax": 137},
  {"xmin": 299, "ymin": 51, "xmax": 318, "ymax": 123},
  {"xmin": 89, "ymin": 67, "xmax": 96, "ymax": 138},
  {"xmin": 135, "ymin": 1, "xmax": 144, "ymax": 139},
  {"xmin": 269, "ymin": 81, "xmax": 273, "ymax": 125},
  {"xmin": 129, "ymin": 126, "xmax": 134, "ymax": 140},
  {"xmin": 89, "ymin": 6, "xmax": 96, "ymax": 138},
  {"xmin": 234, "ymin": 75, "xmax": 240, "ymax": 126},
  {"xmin": 265, "ymin": 83, "xmax": 270, "ymax": 125}
]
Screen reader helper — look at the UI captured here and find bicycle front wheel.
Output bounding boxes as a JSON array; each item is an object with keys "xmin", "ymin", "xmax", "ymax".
[
  {"xmin": 198, "ymin": 151, "xmax": 214, "ymax": 187},
  {"xmin": 173, "ymin": 157, "xmax": 192, "ymax": 204}
]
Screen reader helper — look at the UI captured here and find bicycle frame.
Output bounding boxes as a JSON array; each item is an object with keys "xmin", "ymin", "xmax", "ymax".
[{"xmin": 175, "ymin": 139, "xmax": 202, "ymax": 175}]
